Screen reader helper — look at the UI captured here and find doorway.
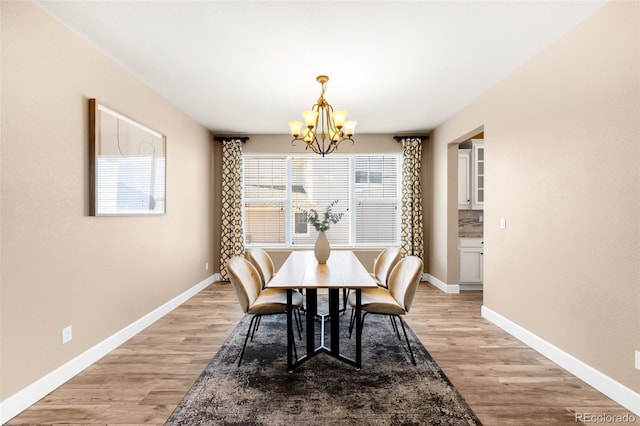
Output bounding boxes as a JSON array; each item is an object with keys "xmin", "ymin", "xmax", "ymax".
[{"xmin": 451, "ymin": 128, "xmax": 484, "ymax": 293}]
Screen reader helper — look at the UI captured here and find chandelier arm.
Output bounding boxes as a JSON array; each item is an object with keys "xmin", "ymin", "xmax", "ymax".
[
  {"xmin": 315, "ymin": 136, "xmax": 324, "ymax": 155},
  {"xmin": 334, "ymin": 136, "xmax": 354, "ymax": 150},
  {"xmin": 326, "ymin": 142, "xmax": 337, "ymax": 156},
  {"xmin": 328, "ymin": 104, "xmax": 338, "ymax": 132}
]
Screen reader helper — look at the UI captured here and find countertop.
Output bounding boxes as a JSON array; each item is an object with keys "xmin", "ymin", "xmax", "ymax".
[{"xmin": 459, "ymin": 232, "xmax": 483, "ymax": 238}]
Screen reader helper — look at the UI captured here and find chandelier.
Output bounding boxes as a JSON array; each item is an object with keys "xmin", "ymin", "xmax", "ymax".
[{"xmin": 288, "ymin": 75, "xmax": 357, "ymax": 157}]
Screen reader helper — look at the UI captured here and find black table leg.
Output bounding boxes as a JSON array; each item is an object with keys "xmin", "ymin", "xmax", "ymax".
[
  {"xmin": 328, "ymin": 288, "xmax": 340, "ymax": 357},
  {"xmin": 286, "ymin": 286, "xmax": 364, "ymax": 371},
  {"xmin": 306, "ymin": 289, "xmax": 317, "ymax": 356},
  {"xmin": 355, "ymin": 289, "xmax": 362, "ymax": 370},
  {"xmin": 286, "ymin": 289, "xmax": 293, "ymax": 372}
]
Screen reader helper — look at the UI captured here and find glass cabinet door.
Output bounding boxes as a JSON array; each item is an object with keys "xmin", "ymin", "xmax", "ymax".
[{"xmin": 472, "ymin": 141, "xmax": 484, "ymax": 209}]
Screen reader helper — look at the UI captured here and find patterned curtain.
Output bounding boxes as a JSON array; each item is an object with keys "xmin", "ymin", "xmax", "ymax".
[
  {"xmin": 219, "ymin": 138, "xmax": 245, "ymax": 280},
  {"xmin": 398, "ymin": 136, "xmax": 424, "ymax": 258}
]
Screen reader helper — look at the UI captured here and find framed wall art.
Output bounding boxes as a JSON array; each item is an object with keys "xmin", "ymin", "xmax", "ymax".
[{"xmin": 89, "ymin": 99, "xmax": 166, "ymax": 216}]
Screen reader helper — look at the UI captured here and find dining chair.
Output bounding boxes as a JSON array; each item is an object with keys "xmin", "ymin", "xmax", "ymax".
[
  {"xmin": 226, "ymin": 256, "xmax": 304, "ymax": 366},
  {"xmin": 347, "ymin": 256, "xmax": 423, "ymax": 365},
  {"xmin": 371, "ymin": 247, "xmax": 402, "ymax": 288},
  {"xmin": 247, "ymin": 247, "xmax": 312, "ymax": 315},
  {"xmin": 343, "ymin": 247, "xmax": 401, "ymax": 309},
  {"xmin": 246, "ymin": 247, "xmax": 275, "ymax": 289}
]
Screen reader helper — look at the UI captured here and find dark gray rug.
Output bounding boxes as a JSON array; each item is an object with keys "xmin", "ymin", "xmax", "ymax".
[{"xmin": 166, "ymin": 303, "xmax": 482, "ymax": 425}]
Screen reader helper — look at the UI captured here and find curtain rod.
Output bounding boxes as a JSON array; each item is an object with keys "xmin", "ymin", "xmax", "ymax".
[
  {"xmin": 393, "ymin": 135, "xmax": 427, "ymax": 142},
  {"xmin": 214, "ymin": 136, "xmax": 249, "ymax": 143}
]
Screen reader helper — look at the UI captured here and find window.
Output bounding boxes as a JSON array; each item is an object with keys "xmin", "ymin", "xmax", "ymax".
[
  {"xmin": 354, "ymin": 156, "xmax": 399, "ymax": 244},
  {"xmin": 243, "ymin": 157, "xmax": 286, "ymax": 245},
  {"xmin": 243, "ymin": 154, "xmax": 401, "ymax": 247},
  {"xmin": 294, "ymin": 212, "xmax": 308, "ymax": 234}
]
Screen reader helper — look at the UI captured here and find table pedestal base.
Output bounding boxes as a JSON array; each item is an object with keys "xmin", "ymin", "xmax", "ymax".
[{"xmin": 286, "ymin": 288, "xmax": 362, "ymax": 372}]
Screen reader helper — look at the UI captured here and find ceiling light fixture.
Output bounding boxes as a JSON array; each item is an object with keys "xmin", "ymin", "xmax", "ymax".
[{"xmin": 288, "ymin": 75, "xmax": 357, "ymax": 157}]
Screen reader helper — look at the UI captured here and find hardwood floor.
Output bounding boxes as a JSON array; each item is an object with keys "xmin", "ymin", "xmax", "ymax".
[{"xmin": 6, "ymin": 282, "xmax": 634, "ymax": 425}]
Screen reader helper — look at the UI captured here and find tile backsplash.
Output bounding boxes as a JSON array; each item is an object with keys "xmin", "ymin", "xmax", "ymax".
[{"xmin": 459, "ymin": 210, "xmax": 484, "ymax": 237}]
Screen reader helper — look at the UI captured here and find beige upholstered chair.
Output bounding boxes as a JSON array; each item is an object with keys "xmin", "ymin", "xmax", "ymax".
[
  {"xmin": 348, "ymin": 256, "xmax": 423, "ymax": 365},
  {"xmin": 248, "ymin": 248, "xmax": 311, "ymax": 313},
  {"xmin": 343, "ymin": 247, "xmax": 401, "ymax": 309},
  {"xmin": 226, "ymin": 256, "xmax": 303, "ymax": 366},
  {"xmin": 371, "ymin": 247, "xmax": 402, "ymax": 288},
  {"xmin": 246, "ymin": 248, "xmax": 275, "ymax": 289}
]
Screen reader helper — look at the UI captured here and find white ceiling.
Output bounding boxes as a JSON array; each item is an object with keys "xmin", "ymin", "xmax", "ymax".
[{"xmin": 35, "ymin": 0, "xmax": 606, "ymax": 135}]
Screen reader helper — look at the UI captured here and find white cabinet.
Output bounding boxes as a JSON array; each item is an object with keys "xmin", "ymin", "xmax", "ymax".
[
  {"xmin": 458, "ymin": 140, "xmax": 484, "ymax": 210},
  {"xmin": 471, "ymin": 140, "xmax": 484, "ymax": 210},
  {"xmin": 457, "ymin": 149, "xmax": 471, "ymax": 209},
  {"xmin": 459, "ymin": 237, "xmax": 483, "ymax": 284}
]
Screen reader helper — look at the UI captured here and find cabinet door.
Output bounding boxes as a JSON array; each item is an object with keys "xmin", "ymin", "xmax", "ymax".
[
  {"xmin": 472, "ymin": 141, "xmax": 484, "ymax": 210},
  {"xmin": 458, "ymin": 150, "xmax": 471, "ymax": 209},
  {"xmin": 459, "ymin": 247, "xmax": 483, "ymax": 283}
]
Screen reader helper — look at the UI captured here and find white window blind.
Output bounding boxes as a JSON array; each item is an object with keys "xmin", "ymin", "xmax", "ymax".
[
  {"xmin": 354, "ymin": 156, "xmax": 399, "ymax": 244},
  {"xmin": 291, "ymin": 156, "xmax": 350, "ymax": 246},
  {"xmin": 243, "ymin": 154, "xmax": 401, "ymax": 247},
  {"xmin": 96, "ymin": 156, "xmax": 165, "ymax": 214},
  {"xmin": 243, "ymin": 157, "xmax": 287, "ymax": 245}
]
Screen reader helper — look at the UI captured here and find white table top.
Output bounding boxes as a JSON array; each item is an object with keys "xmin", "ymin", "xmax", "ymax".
[{"xmin": 267, "ymin": 250, "xmax": 377, "ymax": 289}]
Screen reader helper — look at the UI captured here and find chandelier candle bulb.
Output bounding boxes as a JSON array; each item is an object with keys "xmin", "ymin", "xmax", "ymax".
[
  {"xmin": 288, "ymin": 121, "xmax": 302, "ymax": 137},
  {"xmin": 303, "ymin": 110, "xmax": 318, "ymax": 128},
  {"xmin": 332, "ymin": 110, "xmax": 347, "ymax": 128},
  {"xmin": 344, "ymin": 121, "xmax": 357, "ymax": 137}
]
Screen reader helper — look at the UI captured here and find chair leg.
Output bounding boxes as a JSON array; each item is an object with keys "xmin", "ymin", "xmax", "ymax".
[
  {"xmin": 349, "ymin": 311, "xmax": 368, "ymax": 339},
  {"xmin": 342, "ymin": 288, "xmax": 349, "ymax": 312},
  {"xmin": 238, "ymin": 315, "xmax": 259, "ymax": 367},
  {"xmin": 348, "ymin": 308, "xmax": 355, "ymax": 336},
  {"xmin": 389, "ymin": 315, "xmax": 401, "ymax": 340},
  {"xmin": 298, "ymin": 309, "xmax": 304, "ymax": 335},
  {"xmin": 396, "ymin": 315, "xmax": 416, "ymax": 366},
  {"xmin": 292, "ymin": 324, "xmax": 298, "ymax": 361},
  {"xmin": 250, "ymin": 315, "xmax": 261, "ymax": 341},
  {"xmin": 294, "ymin": 309, "xmax": 302, "ymax": 339}
]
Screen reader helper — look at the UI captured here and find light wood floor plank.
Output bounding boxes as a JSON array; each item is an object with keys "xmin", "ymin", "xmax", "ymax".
[{"xmin": 6, "ymin": 282, "xmax": 634, "ymax": 425}]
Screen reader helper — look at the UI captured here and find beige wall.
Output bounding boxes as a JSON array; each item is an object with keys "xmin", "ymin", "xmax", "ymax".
[
  {"xmin": 428, "ymin": 1, "xmax": 639, "ymax": 392},
  {"xmin": 242, "ymin": 133, "xmax": 405, "ymax": 155},
  {"xmin": 212, "ymin": 140, "xmax": 223, "ymax": 275},
  {"xmin": 1, "ymin": 2, "xmax": 215, "ymax": 398}
]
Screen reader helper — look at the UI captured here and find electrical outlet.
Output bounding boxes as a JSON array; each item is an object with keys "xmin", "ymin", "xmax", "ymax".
[
  {"xmin": 205, "ymin": 262, "xmax": 209, "ymax": 271},
  {"xmin": 635, "ymin": 351, "xmax": 640, "ymax": 371},
  {"xmin": 61, "ymin": 326, "xmax": 72, "ymax": 344}
]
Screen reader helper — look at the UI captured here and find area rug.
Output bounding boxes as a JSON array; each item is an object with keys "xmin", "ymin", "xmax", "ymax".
[{"xmin": 166, "ymin": 302, "xmax": 482, "ymax": 425}]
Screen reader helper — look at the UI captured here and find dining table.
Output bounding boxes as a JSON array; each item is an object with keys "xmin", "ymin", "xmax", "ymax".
[{"xmin": 267, "ymin": 250, "xmax": 377, "ymax": 372}]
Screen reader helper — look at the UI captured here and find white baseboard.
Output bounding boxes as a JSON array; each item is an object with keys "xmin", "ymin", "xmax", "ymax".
[
  {"xmin": 482, "ymin": 305, "xmax": 640, "ymax": 416},
  {"xmin": 0, "ymin": 274, "xmax": 217, "ymax": 424},
  {"xmin": 424, "ymin": 273, "xmax": 460, "ymax": 293},
  {"xmin": 459, "ymin": 283, "xmax": 483, "ymax": 291}
]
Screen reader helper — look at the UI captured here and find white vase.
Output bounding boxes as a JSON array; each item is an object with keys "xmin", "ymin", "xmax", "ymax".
[{"xmin": 314, "ymin": 230, "xmax": 330, "ymax": 264}]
